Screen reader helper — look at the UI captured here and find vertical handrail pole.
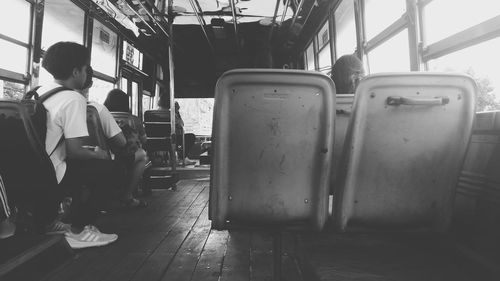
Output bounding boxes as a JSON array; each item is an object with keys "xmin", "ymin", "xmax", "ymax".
[
  {"xmin": 167, "ymin": 0, "xmax": 177, "ymax": 173},
  {"xmin": 273, "ymin": 231, "xmax": 282, "ymax": 281}
]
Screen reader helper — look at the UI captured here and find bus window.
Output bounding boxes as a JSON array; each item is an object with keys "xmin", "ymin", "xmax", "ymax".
[
  {"xmin": 428, "ymin": 37, "xmax": 500, "ymax": 112},
  {"xmin": 131, "ymin": 81, "xmax": 139, "ymax": 116},
  {"xmin": 424, "ymin": 0, "xmax": 500, "ymax": 45},
  {"xmin": 317, "ymin": 21, "xmax": 332, "ymax": 73},
  {"xmin": 0, "ymin": 39, "xmax": 28, "ymax": 74},
  {"xmin": 306, "ymin": 42, "xmax": 315, "ymax": 70},
  {"xmin": 88, "ymin": 78, "xmax": 115, "ymax": 105},
  {"xmin": 91, "ymin": 19, "xmax": 118, "ymax": 77},
  {"xmin": 142, "ymin": 94, "xmax": 152, "ymax": 116},
  {"xmin": 0, "ymin": 0, "xmax": 31, "ymax": 44},
  {"xmin": 41, "ymin": 0, "xmax": 84, "ymax": 50},
  {"xmin": 364, "ymin": 0, "xmax": 406, "ymax": 41},
  {"xmin": 367, "ymin": 29, "xmax": 410, "ymax": 73},
  {"xmin": 0, "ymin": 80, "xmax": 24, "ymax": 100},
  {"xmin": 335, "ymin": 0, "xmax": 357, "ymax": 57},
  {"xmin": 176, "ymin": 98, "xmax": 214, "ymax": 136}
]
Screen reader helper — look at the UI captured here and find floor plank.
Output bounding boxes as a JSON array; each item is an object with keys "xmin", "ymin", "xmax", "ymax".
[
  {"xmin": 44, "ymin": 180, "xmax": 206, "ymax": 281},
  {"xmin": 219, "ymin": 231, "xmax": 251, "ymax": 281},
  {"xmin": 190, "ymin": 229, "xmax": 229, "ymax": 281}
]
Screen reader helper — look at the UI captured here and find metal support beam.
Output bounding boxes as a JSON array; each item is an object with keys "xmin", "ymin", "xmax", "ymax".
[
  {"xmin": 288, "ymin": 0, "xmax": 305, "ymax": 32},
  {"xmin": 229, "ymin": 0, "xmax": 239, "ymax": 49},
  {"xmin": 135, "ymin": 0, "xmax": 172, "ymax": 39},
  {"xmin": 125, "ymin": 0, "xmax": 157, "ymax": 35},
  {"xmin": 268, "ymin": 0, "xmax": 281, "ymax": 42},
  {"xmin": 406, "ymin": 0, "xmax": 421, "ymax": 71},
  {"xmin": 280, "ymin": 0, "xmax": 290, "ymax": 24},
  {"xmin": 167, "ymin": 0, "xmax": 177, "ymax": 172},
  {"xmin": 364, "ymin": 15, "xmax": 408, "ymax": 53},
  {"xmin": 188, "ymin": 0, "xmax": 214, "ymax": 53},
  {"xmin": 422, "ymin": 15, "xmax": 500, "ymax": 62}
]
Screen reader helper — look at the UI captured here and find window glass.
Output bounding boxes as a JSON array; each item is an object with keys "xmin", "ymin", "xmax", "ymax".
[
  {"xmin": 0, "ymin": 39, "xmax": 28, "ymax": 74},
  {"xmin": 131, "ymin": 81, "xmax": 139, "ymax": 115},
  {"xmin": 92, "ymin": 20, "xmax": 118, "ymax": 77},
  {"xmin": 39, "ymin": 59, "xmax": 53, "ymax": 85},
  {"xmin": 428, "ymin": 37, "xmax": 500, "ymax": 112},
  {"xmin": 156, "ymin": 64, "xmax": 163, "ymax": 80},
  {"xmin": 0, "ymin": 0, "xmax": 31, "ymax": 43},
  {"xmin": 176, "ymin": 98, "xmax": 214, "ymax": 135},
  {"xmin": 364, "ymin": 0, "xmax": 406, "ymax": 40},
  {"xmin": 122, "ymin": 41, "xmax": 142, "ymax": 69},
  {"xmin": 88, "ymin": 78, "xmax": 114, "ymax": 105},
  {"xmin": 318, "ymin": 42, "xmax": 332, "ymax": 74},
  {"xmin": 424, "ymin": 0, "xmax": 500, "ymax": 45},
  {"xmin": 306, "ymin": 43, "xmax": 315, "ymax": 70},
  {"xmin": 0, "ymin": 80, "xmax": 25, "ymax": 100},
  {"xmin": 335, "ymin": 0, "xmax": 357, "ymax": 57},
  {"xmin": 367, "ymin": 29, "xmax": 410, "ymax": 73},
  {"xmin": 317, "ymin": 21, "xmax": 330, "ymax": 50},
  {"xmin": 120, "ymin": 77, "xmax": 128, "ymax": 91},
  {"xmin": 42, "ymin": 0, "xmax": 84, "ymax": 50},
  {"xmin": 142, "ymin": 94, "xmax": 152, "ymax": 116}
]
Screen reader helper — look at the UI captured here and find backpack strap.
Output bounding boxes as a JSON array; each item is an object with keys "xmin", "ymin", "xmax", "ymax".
[
  {"xmin": 39, "ymin": 86, "xmax": 70, "ymax": 157},
  {"xmin": 39, "ymin": 86, "xmax": 71, "ymax": 103},
  {"xmin": 23, "ymin": 85, "xmax": 42, "ymax": 100}
]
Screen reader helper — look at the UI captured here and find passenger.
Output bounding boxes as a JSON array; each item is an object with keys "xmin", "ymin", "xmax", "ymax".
[
  {"xmin": 39, "ymin": 41, "xmax": 123, "ymax": 248},
  {"xmin": 157, "ymin": 98, "xmax": 196, "ymax": 165},
  {"xmin": 174, "ymin": 102, "xmax": 196, "ymax": 165},
  {"xmin": 103, "ymin": 89, "xmax": 146, "ymax": 146},
  {"xmin": 331, "ymin": 54, "xmax": 365, "ymax": 94},
  {"xmin": 82, "ymin": 73, "xmax": 147, "ymax": 208}
]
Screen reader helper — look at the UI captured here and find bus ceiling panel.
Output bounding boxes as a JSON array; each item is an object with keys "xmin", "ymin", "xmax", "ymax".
[{"xmin": 170, "ymin": 0, "xmax": 293, "ymax": 25}]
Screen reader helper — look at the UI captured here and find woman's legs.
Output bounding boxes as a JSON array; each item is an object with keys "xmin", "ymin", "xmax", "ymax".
[{"xmin": 123, "ymin": 148, "xmax": 148, "ymax": 201}]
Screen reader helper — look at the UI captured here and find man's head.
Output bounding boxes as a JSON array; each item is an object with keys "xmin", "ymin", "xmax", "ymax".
[
  {"xmin": 42, "ymin": 42, "xmax": 90, "ymax": 90},
  {"xmin": 80, "ymin": 65, "xmax": 94, "ymax": 99},
  {"xmin": 331, "ymin": 54, "xmax": 365, "ymax": 94}
]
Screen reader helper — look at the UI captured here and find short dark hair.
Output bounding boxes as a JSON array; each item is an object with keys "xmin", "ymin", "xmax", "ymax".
[
  {"xmin": 104, "ymin": 89, "xmax": 129, "ymax": 112},
  {"xmin": 82, "ymin": 65, "xmax": 94, "ymax": 89},
  {"xmin": 42, "ymin": 42, "xmax": 90, "ymax": 80},
  {"xmin": 331, "ymin": 54, "xmax": 364, "ymax": 94}
]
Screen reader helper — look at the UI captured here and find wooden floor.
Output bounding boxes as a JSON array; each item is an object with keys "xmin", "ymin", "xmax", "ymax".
[
  {"xmin": 43, "ymin": 179, "xmax": 304, "ymax": 281},
  {"xmin": 40, "ymin": 178, "xmax": 495, "ymax": 281}
]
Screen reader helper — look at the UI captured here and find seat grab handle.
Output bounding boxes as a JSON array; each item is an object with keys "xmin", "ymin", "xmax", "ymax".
[{"xmin": 387, "ymin": 96, "xmax": 449, "ymax": 106}]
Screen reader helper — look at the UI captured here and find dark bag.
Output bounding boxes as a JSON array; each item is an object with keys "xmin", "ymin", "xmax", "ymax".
[{"xmin": 22, "ymin": 86, "xmax": 69, "ymax": 153}]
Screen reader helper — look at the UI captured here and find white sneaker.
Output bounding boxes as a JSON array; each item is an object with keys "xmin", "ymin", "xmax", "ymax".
[{"xmin": 65, "ymin": 225, "xmax": 118, "ymax": 249}]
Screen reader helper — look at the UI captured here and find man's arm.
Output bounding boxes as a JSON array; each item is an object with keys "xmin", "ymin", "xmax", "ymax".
[
  {"xmin": 65, "ymin": 137, "xmax": 109, "ymax": 160},
  {"xmin": 108, "ymin": 132, "xmax": 127, "ymax": 155}
]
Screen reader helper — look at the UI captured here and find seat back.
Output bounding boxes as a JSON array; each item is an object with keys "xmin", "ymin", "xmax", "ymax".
[
  {"xmin": 330, "ymin": 94, "xmax": 355, "ymax": 193},
  {"xmin": 110, "ymin": 111, "xmax": 136, "ymax": 129},
  {"xmin": 0, "ymin": 100, "xmax": 58, "ymax": 209},
  {"xmin": 84, "ymin": 105, "xmax": 111, "ymax": 159},
  {"xmin": 334, "ymin": 73, "xmax": 476, "ymax": 232},
  {"xmin": 210, "ymin": 69, "xmax": 335, "ymax": 231},
  {"xmin": 143, "ymin": 110, "xmax": 171, "ymax": 151}
]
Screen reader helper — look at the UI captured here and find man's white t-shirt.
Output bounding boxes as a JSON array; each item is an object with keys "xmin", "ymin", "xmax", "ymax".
[
  {"xmin": 88, "ymin": 102, "xmax": 122, "ymax": 139},
  {"xmin": 39, "ymin": 83, "xmax": 89, "ymax": 183}
]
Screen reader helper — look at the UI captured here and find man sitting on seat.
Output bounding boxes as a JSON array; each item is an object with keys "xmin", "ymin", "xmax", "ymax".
[
  {"xmin": 39, "ymin": 41, "xmax": 124, "ymax": 249},
  {"xmin": 81, "ymin": 69, "xmax": 147, "ymax": 208},
  {"xmin": 331, "ymin": 54, "xmax": 365, "ymax": 94}
]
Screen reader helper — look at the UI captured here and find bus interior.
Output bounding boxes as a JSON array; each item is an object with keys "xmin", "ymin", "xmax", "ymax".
[{"xmin": 1, "ymin": 0, "xmax": 500, "ymax": 280}]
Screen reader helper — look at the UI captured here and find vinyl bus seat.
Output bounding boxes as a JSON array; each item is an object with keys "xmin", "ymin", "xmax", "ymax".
[
  {"xmin": 0, "ymin": 100, "xmax": 59, "ymax": 229},
  {"xmin": 210, "ymin": 69, "xmax": 335, "ymax": 231},
  {"xmin": 143, "ymin": 110, "xmax": 172, "ymax": 152},
  {"xmin": 334, "ymin": 73, "xmax": 476, "ymax": 233},
  {"xmin": 143, "ymin": 110, "xmax": 178, "ymax": 188},
  {"xmin": 84, "ymin": 105, "xmax": 111, "ymax": 159},
  {"xmin": 110, "ymin": 111, "xmax": 152, "ymax": 193},
  {"xmin": 110, "ymin": 111, "xmax": 136, "ymax": 129}
]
